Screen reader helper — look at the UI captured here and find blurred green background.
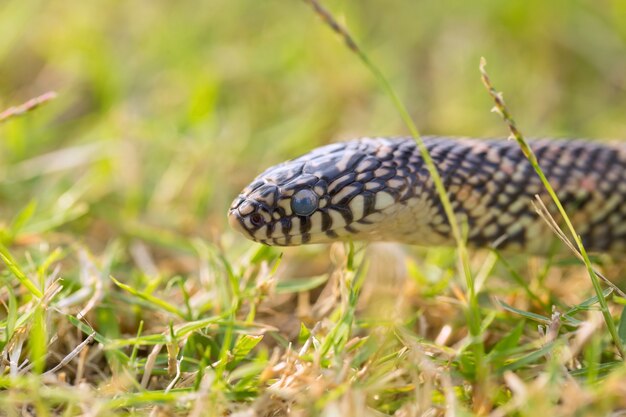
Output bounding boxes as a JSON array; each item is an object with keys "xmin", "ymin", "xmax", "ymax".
[{"xmin": 2, "ymin": 0, "xmax": 626, "ymax": 245}]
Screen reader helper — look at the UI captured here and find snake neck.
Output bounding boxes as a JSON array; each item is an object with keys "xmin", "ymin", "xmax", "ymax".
[{"xmin": 389, "ymin": 137, "xmax": 626, "ymax": 254}]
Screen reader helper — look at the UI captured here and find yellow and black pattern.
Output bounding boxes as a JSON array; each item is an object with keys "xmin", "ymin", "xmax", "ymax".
[{"xmin": 228, "ymin": 137, "xmax": 626, "ymax": 254}]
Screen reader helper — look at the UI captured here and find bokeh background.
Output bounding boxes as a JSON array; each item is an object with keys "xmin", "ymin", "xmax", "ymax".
[
  {"xmin": 2, "ymin": 0, "xmax": 626, "ymax": 249},
  {"xmin": 3, "ymin": 2, "xmax": 626, "ymax": 414}
]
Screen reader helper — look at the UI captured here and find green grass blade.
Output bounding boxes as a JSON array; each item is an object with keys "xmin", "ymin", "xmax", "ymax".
[
  {"xmin": 110, "ymin": 275, "xmax": 187, "ymax": 319},
  {"xmin": 29, "ymin": 304, "xmax": 46, "ymax": 374},
  {"xmin": 0, "ymin": 243, "xmax": 43, "ymax": 298},
  {"xmin": 619, "ymin": 307, "xmax": 626, "ymax": 346},
  {"xmin": 275, "ymin": 274, "xmax": 328, "ymax": 294},
  {"xmin": 498, "ymin": 300, "xmax": 550, "ymax": 323}
]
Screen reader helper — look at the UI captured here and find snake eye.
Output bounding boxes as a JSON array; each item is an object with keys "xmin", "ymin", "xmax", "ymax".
[
  {"xmin": 291, "ymin": 189, "xmax": 318, "ymax": 216},
  {"xmin": 250, "ymin": 213, "xmax": 265, "ymax": 227}
]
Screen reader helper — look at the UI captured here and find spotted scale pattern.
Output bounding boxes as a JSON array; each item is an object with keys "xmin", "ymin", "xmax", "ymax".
[{"xmin": 228, "ymin": 136, "xmax": 626, "ymax": 254}]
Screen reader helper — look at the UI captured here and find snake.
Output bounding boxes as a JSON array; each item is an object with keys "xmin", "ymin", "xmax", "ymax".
[{"xmin": 228, "ymin": 137, "xmax": 626, "ymax": 254}]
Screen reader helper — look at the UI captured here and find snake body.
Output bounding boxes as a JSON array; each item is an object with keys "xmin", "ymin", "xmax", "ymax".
[{"xmin": 228, "ymin": 137, "xmax": 626, "ymax": 254}]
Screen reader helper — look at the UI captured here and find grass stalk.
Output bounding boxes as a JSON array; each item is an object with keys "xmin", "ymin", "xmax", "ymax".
[
  {"xmin": 479, "ymin": 58, "xmax": 626, "ymax": 358},
  {"xmin": 303, "ymin": 0, "xmax": 486, "ymax": 384},
  {"xmin": 0, "ymin": 92, "xmax": 57, "ymax": 124}
]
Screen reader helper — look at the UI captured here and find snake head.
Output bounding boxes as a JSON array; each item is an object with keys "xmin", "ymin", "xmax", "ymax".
[{"xmin": 228, "ymin": 138, "xmax": 419, "ymax": 246}]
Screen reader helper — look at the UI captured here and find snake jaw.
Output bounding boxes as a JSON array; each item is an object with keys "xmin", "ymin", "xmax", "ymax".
[
  {"xmin": 227, "ymin": 205, "xmax": 248, "ymax": 238},
  {"xmin": 227, "ymin": 196, "xmax": 255, "ymax": 240},
  {"xmin": 228, "ymin": 187, "xmax": 277, "ymax": 242}
]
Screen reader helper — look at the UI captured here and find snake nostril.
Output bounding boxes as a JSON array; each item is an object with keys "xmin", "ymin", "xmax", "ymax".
[{"xmin": 250, "ymin": 212, "xmax": 265, "ymax": 227}]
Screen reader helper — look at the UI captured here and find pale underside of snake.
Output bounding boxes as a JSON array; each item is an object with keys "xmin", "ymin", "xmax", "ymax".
[{"xmin": 228, "ymin": 137, "xmax": 626, "ymax": 255}]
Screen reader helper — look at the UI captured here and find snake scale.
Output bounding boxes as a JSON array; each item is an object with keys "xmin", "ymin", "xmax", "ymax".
[{"xmin": 228, "ymin": 137, "xmax": 626, "ymax": 254}]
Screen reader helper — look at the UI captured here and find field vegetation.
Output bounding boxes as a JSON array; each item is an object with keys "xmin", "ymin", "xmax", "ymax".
[{"xmin": 2, "ymin": 1, "xmax": 626, "ymax": 415}]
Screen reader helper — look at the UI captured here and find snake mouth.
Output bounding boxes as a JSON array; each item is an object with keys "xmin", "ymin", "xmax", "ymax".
[
  {"xmin": 228, "ymin": 194, "xmax": 282, "ymax": 243},
  {"xmin": 227, "ymin": 208, "xmax": 249, "ymax": 238},
  {"xmin": 227, "ymin": 195, "xmax": 264, "ymax": 241},
  {"xmin": 228, "ymin": 204, "xmax": 354, "ymax": 246}
]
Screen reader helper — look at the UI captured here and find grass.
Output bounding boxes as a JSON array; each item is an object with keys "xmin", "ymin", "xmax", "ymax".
[
  {"xmin": 479, "ymin": 57, "xmax": 626, "ymax": 358},
  {"xmin": 305, "ymin": 0, "xmax": 486, "ymax": 403},
  {"xmin": 2, "ymin": 1, "xmax": 626, "ymax": 416}
]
